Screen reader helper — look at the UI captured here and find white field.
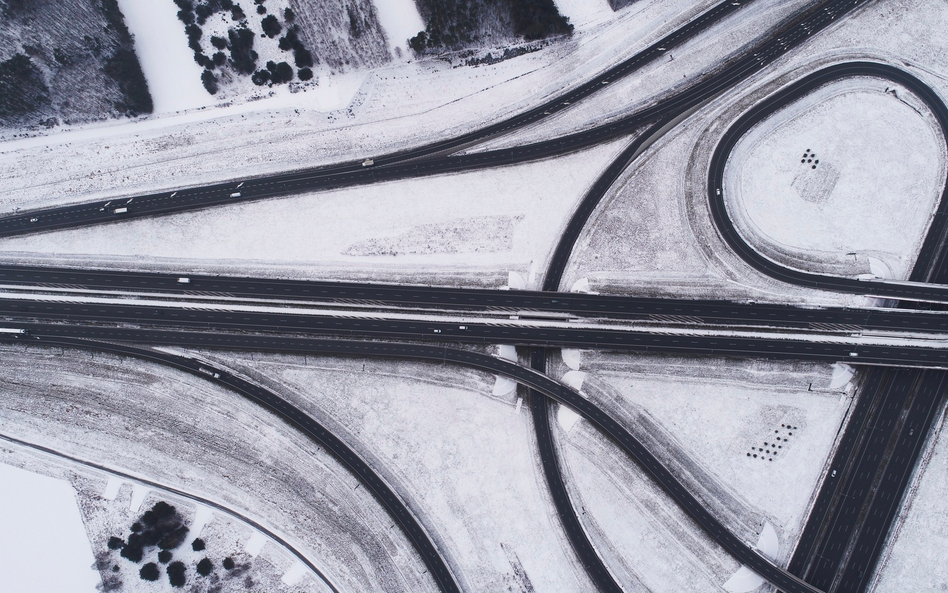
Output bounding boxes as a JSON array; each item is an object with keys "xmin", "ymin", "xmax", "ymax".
[
  {"xmin": 726, "ymin": 78, "xmax": 945, "ymax": 280},
  {"xmin": 0, "ymin": 344, "xmax": 436, "ymax": 593},
  {"xmin": 0, "ymin": 139, "xmax": 626, "ymax": 288},
  {"xmin": 550, "ymin": 351, "xmax": 854, "ymax": 592},
  {"xmin": 869, "ymin": 411, "xmax": 948, "ymax": 593},
  {"xmin": 189, "ymin": 349, "xmax": 599, "ymax": 592},
  {"xmin": 0, "ymin": 462, "xmax": 101, "ymax": 592}
]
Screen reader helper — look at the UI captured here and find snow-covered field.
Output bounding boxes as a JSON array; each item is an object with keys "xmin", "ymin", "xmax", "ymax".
[
  {"xmin": 189, "ymin": 348, "xmax": 599, "ymax": 592},
  {"xmin": 0, "ymin": 0, "xmax": 724, "ymax": 214},
  {"xmin": 0, "ymin": 343, "xmax": 436, "ymax": 592},
  {"xmin": 0, "ymin": 139, "xmax": 626, "ymax": 288},
  {"xmin": 726, "ymin": 78, "xmax": 945, "ymax": 280},
  {"xmin": 551, "ymin": 351, "xmax": 855, "ymax": 591}
]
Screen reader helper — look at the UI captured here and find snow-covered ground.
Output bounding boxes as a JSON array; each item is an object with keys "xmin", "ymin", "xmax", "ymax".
[
  {"xmin": 117, "ymin": 0, "xmax": 215, "ymax": 114},
  {"xmin": 551, "ymin": 351, "xmax": 855, "ymax": 591},
  {"xmin": 0, "ymin": 462, "xmax": 100, "ymax": 592},
  {"xmin": 565, "ymin": 0, "xmax": 948, "ymax": 303},
  {"xmin": 0, "ymin": 343, "xmax": 436, "ymax": 592},
  {"xmin": 190, "ymin": 349, "xmax": 599, "ymax": 592},
  {"xmin": 0, "ymin": 139, "xmax": 627, "ymax": 288},
  {"xmin": 869, "ymin": 409, "xmax": 948, "ymax": 593},
  {"xmin": 726, "ymin": 77, "xmax": 945, "ymax": 280}
]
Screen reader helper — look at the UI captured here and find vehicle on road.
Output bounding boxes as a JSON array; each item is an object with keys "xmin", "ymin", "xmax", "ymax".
[
  {"xmin": 229, "ymin": 192, "xmax": 241, "ymax": 198},
  {"xmin": 177, "ymin": 277, "xmax": 191, "ymax": 284},
  {"xmin": 362, "ymin": 159, "xmax": 375, "ymax": 167},
  {"xmin": 113, "ymin": 207, "xmax": 128, "ymax": 214},
  {"xmin": 29, "ymin": 217, "xmax": 37, "ymax": 223},
  {"xmin": 198, "ymin": 367, "xmax": 221, "ymax": 379},
  {"xmin": 0, "ymin": 328, "xmax": 28, "ymax": 335}
]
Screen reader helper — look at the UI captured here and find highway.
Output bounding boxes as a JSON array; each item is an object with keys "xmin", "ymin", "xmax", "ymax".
[
  {"xmin": 4, "ymin": 297, "xmax": 948, "ymax": 367},
  {"xmin": 0, "ymin": 1, "xmax": 906, "ymax": 592},
  {"xmin": 0, "ymin": 326, "xmax": 828, "ymax": 593},
  {"xmin": 708, "ymin": 62, "xmax": 948, "ymax": 304},
  {"xmin": 8, "ymin": 265, "xmax": 948, "ymax": 334},
  {"xmin": 0, "ymin": 0, "xmax": 866, "ymax": 240}
]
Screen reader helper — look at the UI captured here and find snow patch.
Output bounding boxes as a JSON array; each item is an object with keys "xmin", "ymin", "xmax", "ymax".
[
  {"xmin": 372, "ymin": 0, "xmax": 425, "ymax": 57},
  {"xmin": 570, "ymin": 277, "xmax": 591, "ymax": 293},
  {"xmin": 552, "ymin": 0, "xmax": 614, "ymax": 29},
  {"xmin": 508, "ymin": 271, "xmax": 527, "ymax": 290},
  {"xmin": 0, "ymin": 463, "xmax": 100, "ymax": 593},
  {"xmin": 102, "ymin": 475, "xmax": 123, "ymax": 500},
  {"xmin": 829, "ymin": 363, "xmax": 855, "ymax": 389},
  {"xmin": 190, "ymin": 505, "xmax": 214, "ymax": 537},
  {"xmin": 244, "ymin": 531, "xmax": 267, "ymax": 557},
  {"xmin": 129, "ymin": 483, "xmax": 150, "ymax": 511},
  {"xmin": 561, "ymin": 370, "xmax": 587, "ymax": 393},
  {"xmin": 497, "ymin": 344, "xmax": 518, "ymax": 362},
  {"xmin": 116, "ymin": 0, "xmax": 214, "ymax": 114},
  {"xmin": 492, "ymin": 375, "xmax": 518, "ymax": 396},
  {"xmin": 557, "ymin": 405, "xmax": 582, "ymax": 432},
  {"xmin": 562, "ymin": 349, "xmax": 582, "ymax": 370},
  {"xmin": 281, "ymin": 560, "xmax": 309, "ymax": 586}
]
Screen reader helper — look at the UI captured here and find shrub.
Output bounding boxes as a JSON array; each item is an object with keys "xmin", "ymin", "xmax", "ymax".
[
  {"xmin": 167, "ymin": 561, "xmax": 187, "ymax": 588},
  {"xmin": 103, "ymin": 48, "xmax": 153, "ymax": 115},
  {"xmin": 251, "ymin": 69, "xmax": 270, "ymax": 85},
  {"xmin": 173, "ymin": 0, "xmax": 193, "ymax": 10},
  {"xmin": 284, "ymin": 7, "xmax": 295, "ymax": 21},
  {"xmin": 139, "ymin": 563, "xmax": 160, "ymax": 581},
  {"xmin": 177, "ymin": 9, "xmax": 195, "ymax": 24},
  {"xmin": 293, "ymin": 48, "xmax": 313, "ymax": 68},
  {"xmin": 231, "ymin": 5, "xmax": 245, "ymax": 20},
  {"xmin": 256, "ymin": 5, "xmax": 266, "ymax": 14},
  {"xmin": 408, "ymin": 31, "xmax": 427, "ymax": 54},
  {"xmin": 222, "ymin": 557, "xmax": 235, "ymax": 570},
  {"xmin": 185, "ymin": 24, "xmax": 202, "ymax": 51},
  {"xmin": 261, "ymin": 14, "xmax": 281, "ymax": 37},
  {"xmin": 196, "ymin": 557, "xmax": 213, "ymax": 576},
  {"xmin": 212, "ymin": 51, "xmax": 227, "ymax": 66},
  {"xmin": 267, "ymin": 60, "xmax": 293, "ymax": 84},
  {"xmin": 158, "ymin": 550, "xmax": 172, "ymax": 564},
  {"xmin": 120, "ymin": 533, "xmax": 144, "ymax": 563},
  {"xmin": 228, "ymin": 27, "xmax": 257, "ymax": 74},
  {"xmin": 210, "ymin": 35, "xmax": 227, "ymax": 49},
  {"xmin": 297, "ymin": 67, "xmax": 313, "ymax": 81},
  {"xmin": 107, "ymin": 536, "xmax": 125, "ymax": 550},
  {"xmin": 191, "ymin": 538, "xmax": 206, "ymax": 552}
]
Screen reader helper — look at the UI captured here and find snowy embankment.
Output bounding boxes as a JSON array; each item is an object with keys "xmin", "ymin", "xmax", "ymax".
[
  {"xmin": 725, "ymin": 77, "xmax": 946, "ymax": 281},
  {"xmin": 0, "ymin": 345, "xmax": 436, "ymax": 592}
]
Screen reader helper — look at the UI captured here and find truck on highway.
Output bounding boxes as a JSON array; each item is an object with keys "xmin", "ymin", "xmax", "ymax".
[
  {"xmin": 0, "ymin": 328, "xmax": 29, "ymax": 336},
  {"xmin": 113, "ymin": 207, "xmax": 128, "ymax": 214},
  {"xmin": 361, "ymin": 158, "xmax": 374, "ymax": 167},
  {"xmin": 198, "ymin": 367, "xmax": 221, "ymax": 379},
  {"xmin": 229, "ymin": 192, "xmax": 241, "ymax": 198}
]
